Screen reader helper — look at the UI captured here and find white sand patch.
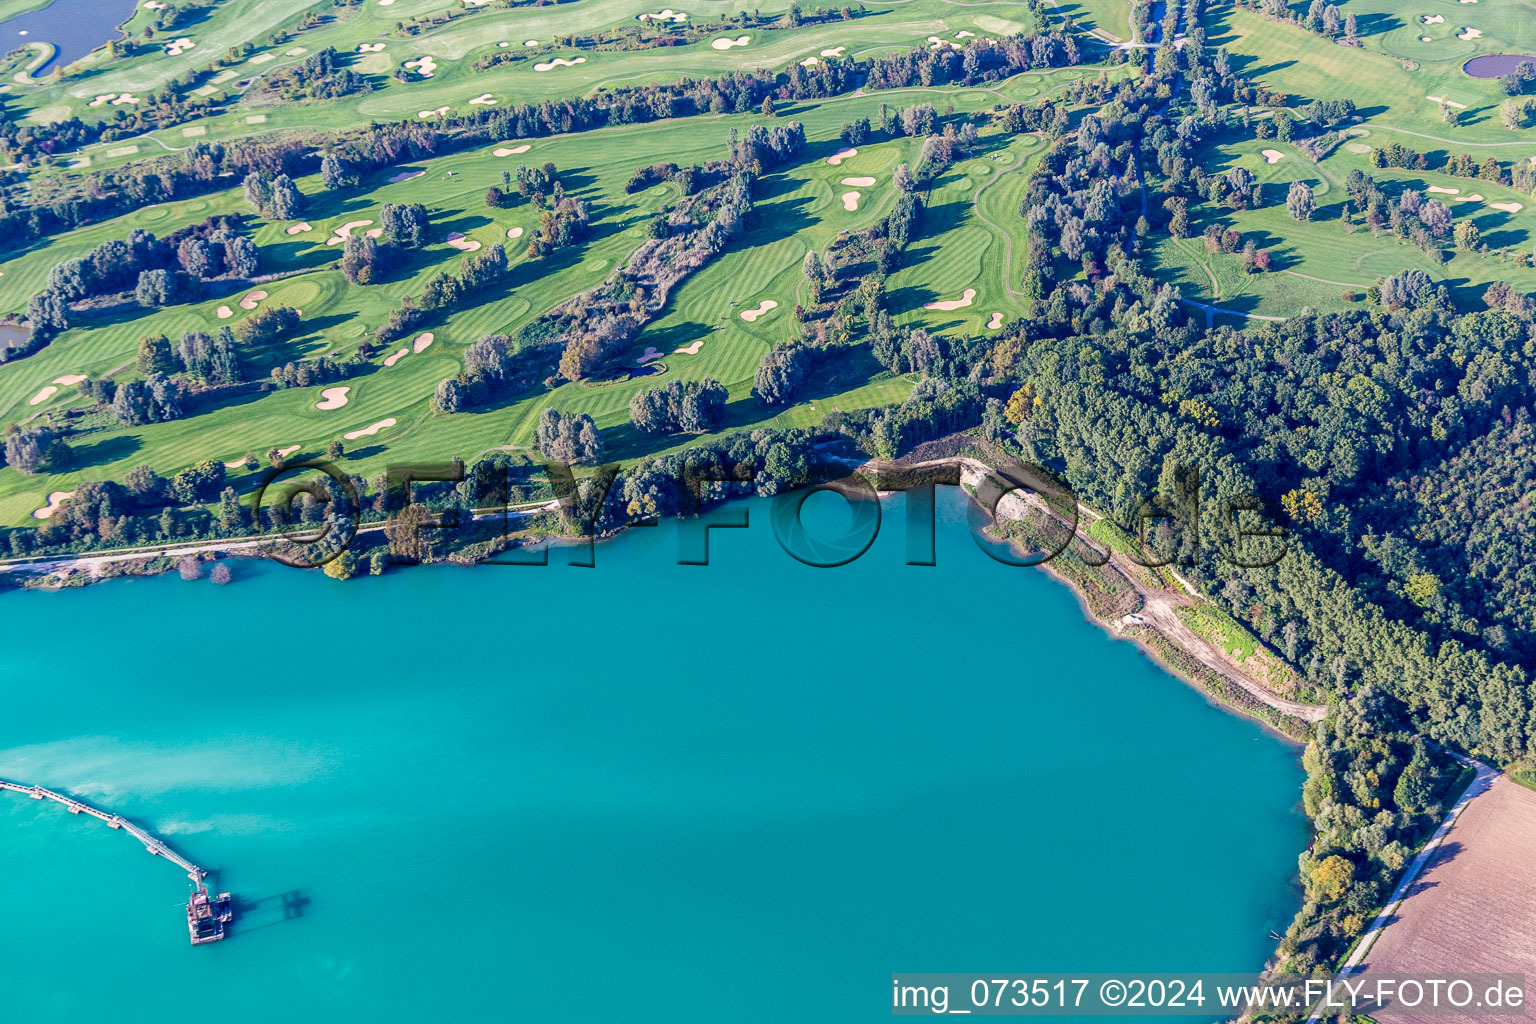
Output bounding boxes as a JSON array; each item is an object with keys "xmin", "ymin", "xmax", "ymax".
[
  {"xmin": 1422, "ymin": 14, "xmax": 1445, "ymax": 23},
  {"xmin": 273, "ymin": 444, "xmax": 300, "ymax": 459},
  {"xmin": 1455, "ymin": 193, "xmax": 1483, "ymax": 203},
  {"xmin": 417, "ymin": 106, "xmax": 451, "ymax": 119},
  {"xmin": 820, "ymin": 46, "xmax": 846, "ymax": 57},
  {"xmin": 53, "ymin": 374, "xmax": 86, "ymax": 386},
  {"xmin": 469, "ymin": 93, "xmax": 496, "ymax": 106},
  {"xmin": 404, "ymin": 56, "xmax": 438, "ymax": 77},
  {"xmin": 800, "ymin": 57, "xmax": 819, "ymax": 67},
  {"xmin": 638, "ymin": 9, "xmax": 688, "ymax": 22},
  {"xmin": 840, "ymin": 175, "xmax": 876, "ymax": 186},
  {"xmin": 827, "ymin": 147, "xmax": 856, "ymax": 165},
  {"xmin": 986, "ymin": 312, "xmax": 1003, "ymax": 330},
  {"xmin": 315, "ymin": 386, "xmax": 351, "ymax": 410},
  {"xmin": 674, "ymin": 340, "xmax": 704, "ymax": 355},
  {"xmin": 1421, "ymin": 35, "xmax": 1432, "ymax": 41},
  {"xmin": 387, "ymin": 170, "xmax": 425, "ymax": 183},
  {"xmin": 927, "ymin": 35, "xmax": 963, "ymax": 50},
  {"xmin": 1427, "ymin": 185, "xmax": 1461, "ymax": 195},
  {"xmin": 1458, "ymin": 27, "xmax": 1482, "ymax": 39},
  {"xmin": 247, "ymin": 54, "xmax": 274, "ymax": 66},
  {"xmin": 357, "ymin": 43, "xmax": 387, "ymax": 53},
  {"xmin": 534, "ymin": 56, "xmax": 586, "ymax": 70},
  {"xmin": 524, "ymin": 40, "xmax": 539, "ymax": 47},
  {"xmin": 379, "ymin": 0, "xmax": 396, "ymax": 5},
  {"xmin": 740, "ymin": 299, "xmax": 778, "ymax": 322},
  {"xmin": 636, "ymin": 346, "xmax": 664, "ymax": 364},
  {"xmin": 1261, "ymin": 149, "xmax": 1285, "ymax": 163},
  {"xmin": 27, "ymin": 385, "xmax": 57, "ymax": 406},
  {"xmin": 506, "ymin": 226, "xmax": 524, "ymax": 239},
  {"xmin": 111, "ymin": 93, "xmax": 141, "ymax": 106},
  {"xmin": 165, "ymin": 38, "xmax": 195, "ymax": 56},
  {"xmin": 216, "ymin": 305, "xmax": 233, "ymax": 319},
  {"xmin": 285, "ymin": 47, "xmax": 307, "ymax": 57},
  {"xmin": 326, "ymin": 220, "xmax": 375, "ymax": 246},
  {"xmin": 223, "ymin": 457, "xmax": 250, "ymax": 469},
  {"xmin": 446, "ymin": 232, "xmax": 482, "ymax": 252},
  {"xmin": 89, "ymin": 93, "xmax": 117, "ymax": 107},
  {"xmin": 142, "ymin": 1, "xmax": 166, "ymax": 8},
  {"xmin": 924, "ymin": 288, "xmax": 977, "ymax": 311},
  {"xmin": 238, "ymin": 289, "xmax": 268, "ymax": 310},
  {"xmin": 344, "ymin": 418, "xmax": 396, "ymax": 440},
  {"xmin": 841, "ymin": 191, "xmax": 861, "ymax": 211},
  {"xmin": 711, "ymin": 35, "xmax": 750, "ymax": 49},
  {"xmin": 365, "ymin": 227, "xmax": 383, "ymax": 239},
  {"xmin": 492, "ymin": 144, "xmax": 531, "ymax": 156},
  {"xmin": 284, "ymin": 221, "xmax": 313, "ymax": 235},
  {"xmin": 413, "ymin": 332, "xmax": 435, "ymax": 353},
  {"xmin": 383, "ymin": 348, "xmax": 409, "ymax": 367},
  {"xmin": 33, "ymin": 491, "xmax": 75, "ymax": 520},
  {"xmin": 955, "ymin": 30, "xmax": 976, "ymax": 38},
  {"xmin": 1491, "ymin": 201, "xmax": 1524, "ymax": 213}
]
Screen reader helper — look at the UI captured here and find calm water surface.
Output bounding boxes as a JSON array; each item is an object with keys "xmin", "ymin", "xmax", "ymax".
[
  {"xmin": 0, "ymin": 490, "xmax": 1306, "ymax": 1021},
  {"xmin": 1, "ymin": 0, "xmax": 136, "ymax": 74}
]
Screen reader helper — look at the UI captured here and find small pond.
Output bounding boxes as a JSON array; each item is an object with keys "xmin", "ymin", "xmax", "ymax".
[{"xmin": 1463, "ymin": 54, "xmax": 1536, "ymax": 79}]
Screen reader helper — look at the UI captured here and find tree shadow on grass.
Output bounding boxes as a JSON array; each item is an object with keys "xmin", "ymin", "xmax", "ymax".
[{"xmin": 69, "ymin": 433, "xmax": 141, "ymax": 469}]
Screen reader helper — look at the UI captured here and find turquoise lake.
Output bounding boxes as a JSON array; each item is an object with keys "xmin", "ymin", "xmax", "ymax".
[{"xmin": 0, "ymin": 489, "xmax": 1307, "ymax": 1021}]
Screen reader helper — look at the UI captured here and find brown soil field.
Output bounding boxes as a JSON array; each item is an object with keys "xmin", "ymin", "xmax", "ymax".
[{"xmin": 1361, "ymin": 775, "xmax": 1536, "ymax": 1024}]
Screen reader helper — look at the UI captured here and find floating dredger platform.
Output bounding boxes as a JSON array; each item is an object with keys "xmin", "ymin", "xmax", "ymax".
[{"xmin": 0, "ymin": 777, "xmax": 233, "ymax": 944}]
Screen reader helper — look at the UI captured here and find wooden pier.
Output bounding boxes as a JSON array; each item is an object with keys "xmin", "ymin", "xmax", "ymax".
[{"xmin": 0, "ymin": 776, "xmax": 232, "ymax": 943}]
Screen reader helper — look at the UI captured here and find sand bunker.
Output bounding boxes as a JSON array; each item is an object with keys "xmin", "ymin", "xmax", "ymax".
[
  {"xmin": 344, "ymin": 418, "xmax": 396, "ymax": 440},
  {"xmin": 383, "ymin": 348, "xmax": 409, "ymax": 367},
  {"xmin": 142, "ymin": 1, "xmax": 166, "ymax": 8},
  {"xmin": 1422, "ymin": 14, "xmax": 1445, "ymax": 23},
  {"xmin": 927, "ymin": 35, "xmax": 963, "ymax": 50},
  {"xmin": 238, "ymin": 289, "xmax": 268, "ymax": 310},
  {"xmin": 413, "ymin": 333, "xmax": 435, "ymax": 353},
  {"xmin": 674, "ymin": 340, "xmax": 704, "ymax": 355},
  {"xmin": 387, "ymin": 170, "xmax": 425, "ymax": 183},
  {"xmin": 956, "ymin": 30, "xmax": 976, "ymax": 38},
  {"xmin": 638, "ymin": 9, "xmax": 688, "ymax": 22},
  {"xmin": 446, "ymin": 232, "xmax": 482, "ymax": 252},
  {"xmin": 636, "ymin": 346, "xmax": 664, "ymax": 365},
  {"xmin": 379, "ymin": 0, "xmax": 395, "ymax": 5},
  {"xmin": 524, "ymin": 40, "xmax": 539, "ymax": 47},
  {"xmin": 315, "ymin": 386, "xmax": 351, "ymax": 410},
  {"xmin": 493, "ymin": 144, "xmax": 531, "ymax": 156},
  {"xmin": 1458, "ymin": 27, "xmax": 1482, "ymax": 40},
  {"xmin": 27, "ymin": 386, "xmax": 57, "ymax": 406},
  {"xmin": 924, "ymin": 288, "xmax": 977, "ymax": 311},
  {"xmin": 470, "ymin": 94, "xmax": 496, "ymax": 106},
  {"xmin": 165, "ymin": 37, "xmax": 195, "ymax": 56},
  {"xmin": 534, "ymin": 56, "xmax": 586, "ymax": 70},
  {"xmin": 840, "ymin": 176, "xmax": 876, "ymax": 186},
  {"xmin": 284, "ymin": 221, "xmax": 313, "ymax": 235},
  {"xmin": 111, "ymin": 94, "xmax": 140, "ymax": 106},
  {"xmin": 404, "ymin": 56, "xmax": 438, "ymax": 77},
  {"xmin": 1261, "ymin": 149, "xmax": 1285, "ymax": 163},
  {"xmin": 358, "ymin": 42, "xmax": 387, "ymax": 52},
  {"xmin": 711, "ymin": 35, "xmax": 750, "ymax": 49},
  {"xmin": 272, "ymin": 445, "xmax": 301, "ymax": 460},
  {"xmin": 800, "ymin": 57, "xmax": 819, "ymax": 67},
  {"xmin": 326, "ymin": 220, "xmax": 375, "ymax": 246},
  {"xmin": 1491, "ymin": 201, "xmax": 1525, "ymax": 213},
  {"xmin": 506, "ymin": 226, "xmax": 524, "ymax": 239},
  {"xmin": 1455, "ymin": 193, "xmax": 1484, "ymax": 203},
  {"xmin": 821, "ymin": 46, "xmax": 846, "ymax": 57},
  {"xmin": 1420, "ymin": 35, "xmax": 1432, "ymax": 41},
  {"xmin": 827, "ymin": 147, "xmax": 856, "ymax": 165},
  {"xmin": 33, "ymin": 491, "xmax": 75, "ymax": 520},
  {"xmin": 1427, "ymin": 185, "xmax": 1461, "ymax": 195},
  {"xmin": 223, "ymin": 457, "xmax": 251, "ymax": 469},
  {"xmin": 216, "ymin": 305, "xmax": 233, "ymax": 319},
  {"xmin": 417, "ymin": 106, "xmax": 451, "ymax": 119},
  {"xmin": 841, "ymin": 191, "xmax": 861, "ymax": 211},
  {"xmin": 987, "ymin": 313, "xmax": 1003, "ymax": 330},
  {"xmin": 53, "ymin": 374, "xmax": 86, "ymax": 386},
  {"xmin": 739, "ymin": 299, "xmax": 778, "ymax": 322},
  {"xmin": 89, "ymin": 93, "xmax": 118, "ymax": 107}
]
